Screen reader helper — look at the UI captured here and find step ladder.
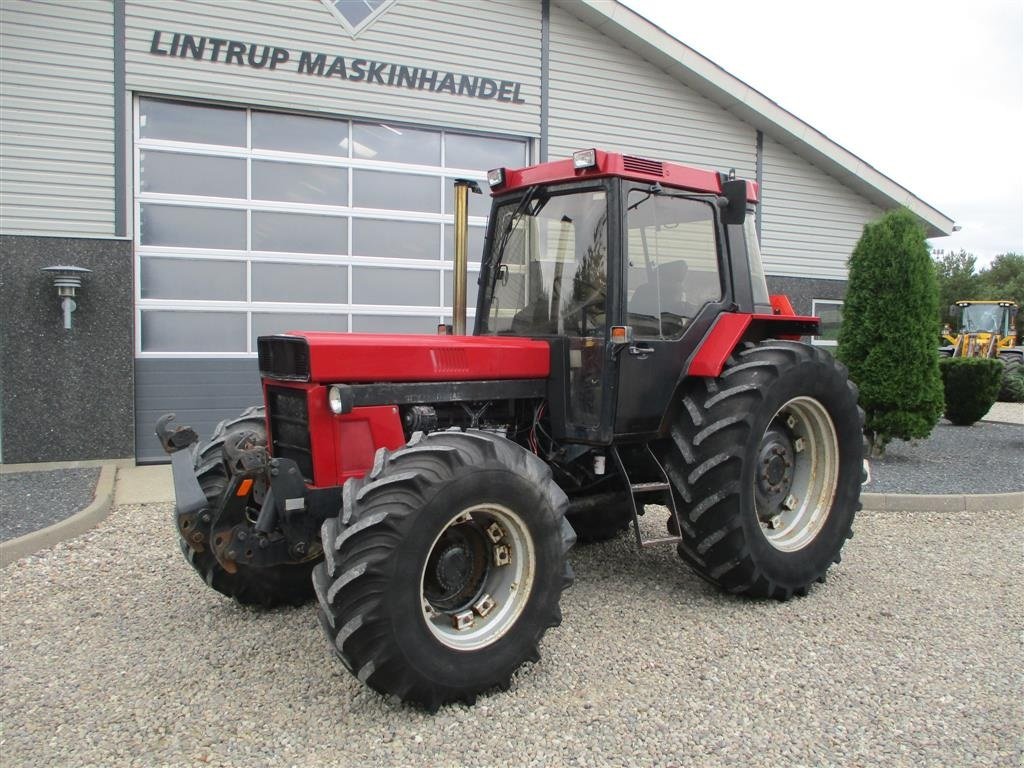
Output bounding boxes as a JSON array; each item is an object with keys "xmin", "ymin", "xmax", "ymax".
[{"xmin": 610, "ymin": 443, "xmax": 683, "ymax": 548}]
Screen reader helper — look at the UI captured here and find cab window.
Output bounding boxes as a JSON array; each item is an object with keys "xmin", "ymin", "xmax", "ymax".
[{"xmin": 625, "ymin": 192, "xmax": 721, "ymax": 338}]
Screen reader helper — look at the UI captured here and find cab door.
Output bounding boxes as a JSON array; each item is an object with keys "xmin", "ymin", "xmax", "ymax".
[{"xmin": 614, "ymin": 187, "xmax": 729, "ymax": 437}]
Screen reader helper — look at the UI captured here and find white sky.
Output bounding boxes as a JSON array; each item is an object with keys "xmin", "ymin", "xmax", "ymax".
[{"xmin": 618, "ymin": 0, "xmax": 1024, "ymax": 267}]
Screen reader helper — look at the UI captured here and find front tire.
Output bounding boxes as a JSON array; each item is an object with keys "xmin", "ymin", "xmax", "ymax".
[
  {"xmin": 315, "ymin": 430, "xmax": 574, "ymax": 711},
  {"xmin": 179, "ymin": 407, "xmax": 318, "ymax": 608},
  {"xmin": 659, "ymin": 341, "xmax": 863, "ymax": 599}
]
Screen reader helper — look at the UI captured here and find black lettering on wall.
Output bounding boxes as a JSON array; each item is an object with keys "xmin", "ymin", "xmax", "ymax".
[
  {"xmin": 327, "ymin": 56, "xmax": 349, "ymax": 79},
  {"xmin": 436, "ymin": 72, "xmax": 456, "ymax": 95},
  {"xmin": 149, "ymin": 30, "xmax": 168, "ymax": 55},
  {"xmin": 145, "ymin": 30, "xmax": 528, "ymax": 105},
  {"xmin": 367, "ymin": 61, "xmax": 386, "ymax": 84},
  {"xmin": 208, "ymin": 38, "xmax": 227, "ymax": 62},
  {"xmin": 418, "ymin": 69, "xmax": 438, "ymax": 90},
  {"xmin": 298, "ymin": 51, "xmax": 327, "ymax": 75},
  {"xmin": 248, "ymin": 45, "xmax": 271, "ymax": 68},
  {"xmin": 478, "ymin": 78, "xmax": 497, "ymax": 99},
  {"xmin": 180, "ymin": 34, "xmax": 205, "ymax": 59},
  {"xmin": 397, "ymin": 66, "xmax": 418, "ymax": 88},
  {"xmin": 270, "ymin": 48, "xmax": 289, "ymax": 69},
  {"xmin": 225, "ymin": 41, "xmax": 246, "ymax": 65},
  {"xmin": 457, "ymin": 74, "xmax": 478, "ymax": 97}
]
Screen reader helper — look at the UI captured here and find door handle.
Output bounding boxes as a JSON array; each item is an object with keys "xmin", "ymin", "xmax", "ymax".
[{"xmin": 628, "ymin": 344, "xmax": 655, "ymax": 358}]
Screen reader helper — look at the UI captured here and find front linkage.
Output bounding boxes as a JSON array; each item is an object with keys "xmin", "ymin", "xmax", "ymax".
[{"xmin": 156, "ymin": 413, "xmax": 335, "ymax": 577}]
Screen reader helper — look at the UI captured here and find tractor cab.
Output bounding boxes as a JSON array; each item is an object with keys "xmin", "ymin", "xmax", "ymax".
[{"xmin": 475, "ymin": 149, "xmax": 806, "ymax": 443}]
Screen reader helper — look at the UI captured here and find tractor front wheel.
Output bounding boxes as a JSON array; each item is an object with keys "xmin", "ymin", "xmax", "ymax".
[
  {"xmin": 659, "ymin": 340, "xmax": 863, "ymax": 599},
  {"xmin": 315, "ymin": 430, "xmax": 574, "ymax": 711},
  {"xmin": 178, "ymin": 407, "xmax": 319, "ymax": 608}
]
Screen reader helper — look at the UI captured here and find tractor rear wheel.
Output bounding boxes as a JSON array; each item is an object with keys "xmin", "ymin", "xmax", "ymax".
[
  {"xmin": 314, "ymin": 430, "xmax": 574, "ymax": 711},
  {"xmin": 178, "ymin": 407, "xmax": 318, "ymax": 608},
  {"xmin": 659, "ymin": 341, "xmax": 863, "ymax": 599}
]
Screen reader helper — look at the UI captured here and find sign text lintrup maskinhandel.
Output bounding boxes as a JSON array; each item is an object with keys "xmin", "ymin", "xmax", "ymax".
[{"xmin": 149, "ymin": 31, "xmax": 527, "ymax": 105}]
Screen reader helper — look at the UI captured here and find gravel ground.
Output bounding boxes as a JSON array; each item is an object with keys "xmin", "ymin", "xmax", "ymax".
[
  {"xmin": 1, "ymin": 503, "xmax": 1020, "ymax": 767},
  {"xmin": 868, "ymin": 421, "xmax": 1023, "ymax": 495},
  {"xmin": 0, "ymin": 468, "xmax": 100, "ymax": 542}
]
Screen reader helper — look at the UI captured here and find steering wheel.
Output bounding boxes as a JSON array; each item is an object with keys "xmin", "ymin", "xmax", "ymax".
[{"xmin": 561, "ymin": 295, "xmax": 605, "ymax": 335}]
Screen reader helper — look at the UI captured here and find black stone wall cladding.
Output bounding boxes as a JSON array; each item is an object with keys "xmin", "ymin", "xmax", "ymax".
[
  {"xmin": 766, "ymin": 275, "xmax": 848, "ymax": 316},
  {"xmin": 0, "ymin": 235, "xmax": 134, "ymax": 463}
]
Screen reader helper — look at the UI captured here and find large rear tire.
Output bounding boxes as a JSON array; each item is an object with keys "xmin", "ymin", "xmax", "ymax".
[
  {"xmin": 178, "ymin": 407, "xmax": 318, "ymax": 608},
  {"xmin": 658, "ymin": 341, "xmax": 863, "ymax": 599},
  {"xmin": 314, "ymin": 430, "xmax": 574, "ymax": 711}
]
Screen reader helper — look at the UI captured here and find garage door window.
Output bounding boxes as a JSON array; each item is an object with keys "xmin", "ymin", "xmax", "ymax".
[{"xmin": 135, "ymin": 97, "xmax": 528, "ymax": 354}]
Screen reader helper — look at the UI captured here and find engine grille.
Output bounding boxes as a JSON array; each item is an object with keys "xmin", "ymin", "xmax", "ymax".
[
  {"xmin": 622, "ymin": 155, "xmax": 665, "ymax": 177},
  {"xmin": 258, "ymin": 335, "xmax": 311, "ymax": 381},
  {"xmin": 266, "ymin": 386, "xmax": 314, "ymax": 483}
]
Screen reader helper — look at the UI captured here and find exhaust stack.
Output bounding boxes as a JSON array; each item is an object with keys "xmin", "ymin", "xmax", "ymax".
[{"xmin": 451, "ymin": 179, "xmax": 480, "ymax": 335}]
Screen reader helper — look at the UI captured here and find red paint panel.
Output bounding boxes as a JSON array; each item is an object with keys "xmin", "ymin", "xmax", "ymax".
[
  {"xmin": 331, "ymin": 406, "xmax": 406, "ymax": 485},
  {"xmin": 688, "ymin": 313, "xmax": 821, "ymax": 377},
  {"xmin": 498, "ymin": 151, "xmax": 759, "ymax": 202},
  {"xmin": 688, "ymin": 313, "xmax": 752, "ymax": 377},
  {"xmin": 262, "ymin": 382, "xmax": 405, "ymax": 488},
  {"xmin": 769, "ymin": 294, "xmax": 797, "ymax": 316},
  {"xmin": 294, "ymin": 333, "xmax": 551, "ymax": 383}
]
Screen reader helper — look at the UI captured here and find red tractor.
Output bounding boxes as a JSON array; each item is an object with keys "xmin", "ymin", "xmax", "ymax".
[{"xmin": 158, "ymin": 149, "xmax": 864, "ymax": 711}]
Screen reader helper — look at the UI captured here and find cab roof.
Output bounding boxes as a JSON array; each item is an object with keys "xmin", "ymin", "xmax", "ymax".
[{"xmin": 495, "ymin": 150, "xmax": 759, "ymax": 203}]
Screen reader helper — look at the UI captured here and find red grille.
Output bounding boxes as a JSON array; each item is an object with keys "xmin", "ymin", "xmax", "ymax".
[{"xmin": 622, "ymin": 156, "xmax": 665, "ymax": 176}]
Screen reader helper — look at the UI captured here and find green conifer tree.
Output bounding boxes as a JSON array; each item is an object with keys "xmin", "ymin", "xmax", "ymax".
[{"xmin": 837, "ymin": 209, "xmax": 944, "ymax": 453}]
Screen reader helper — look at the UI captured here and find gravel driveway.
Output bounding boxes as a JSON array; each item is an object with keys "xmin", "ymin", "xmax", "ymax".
[{"xmin": 1, "ymin": 502, "xmax": 1020, "ymax": 767}]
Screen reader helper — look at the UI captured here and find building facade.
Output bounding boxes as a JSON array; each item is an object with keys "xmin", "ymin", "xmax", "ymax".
[{"xmin": 0, "ymin": 0, "xmax": 953, "ymax": 463}]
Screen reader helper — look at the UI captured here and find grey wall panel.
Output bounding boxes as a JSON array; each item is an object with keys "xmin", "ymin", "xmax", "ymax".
[
  {"xmin": 134, "ymin": 357, "xmax": 263, "ymax": 462},
  {"xmin": 766, "ymin": 275, "xmax": 847, "ymax": 317},
  {"xmin": 760, "ymin": 136, "xmax": 881, "ymax": 280},
  {"xmin": 0, "ymin": 0, "xmax": 115, "ymax": 237},
  {"xmin": 0, "ymin": 236, "xmax": 133, "ymax": 463},
  {"xmin": 124, "ymin": 0, "xmax": 541, "ymax": 139},
  {"xmin": 546, "ymin": 4, "xmax": 755, "ymax": 176}
]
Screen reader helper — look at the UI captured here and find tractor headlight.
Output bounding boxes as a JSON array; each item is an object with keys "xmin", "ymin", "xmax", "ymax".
[
  {"xmin": 573, "ymin": 148, "xmax": 597, "ymax": 170},
  {"xmin": 327, "ymin": 385, "xmax": 351, "ymax": 415},
  {"xmin": 487, "ymin": 168, "xmax": 505, "ymax": 189}
]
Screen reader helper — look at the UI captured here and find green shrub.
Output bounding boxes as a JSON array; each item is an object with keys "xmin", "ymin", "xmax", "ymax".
[
  {"xmin": 998, "ymin": 358, "xmax": 1024, "ymax": 402},
  {"xmin": 939, "ymin": 358, "xmax": 1003, "ymax": 425},
  {"xmin": 837, "ymin": 209, "xmax": 944, "ymax": 453}
]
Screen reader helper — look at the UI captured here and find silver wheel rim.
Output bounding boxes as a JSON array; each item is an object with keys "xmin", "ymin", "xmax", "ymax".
[
  {"xmin": 754, "ymin": 396, "xmax": 839, "ymax": 552},
  {"xmin": 420, "ymin": 503, "xmax": 535, "ymax": 651}
]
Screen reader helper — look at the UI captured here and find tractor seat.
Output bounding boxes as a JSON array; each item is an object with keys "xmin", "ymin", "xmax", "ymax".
[{"xmin": 629, "ymin": 259, "xmax": 690, "ymax": 319}]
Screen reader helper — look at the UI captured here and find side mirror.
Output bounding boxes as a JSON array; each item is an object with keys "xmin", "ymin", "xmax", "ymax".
[{"xmin": 719, "ymin": 179, "xmax": 747, "ymax": 226}]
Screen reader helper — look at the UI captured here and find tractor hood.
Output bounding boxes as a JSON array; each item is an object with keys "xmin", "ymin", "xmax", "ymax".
[{"xmin": 257, "ymin": 332, "xmax": 551, "ymax": 383}]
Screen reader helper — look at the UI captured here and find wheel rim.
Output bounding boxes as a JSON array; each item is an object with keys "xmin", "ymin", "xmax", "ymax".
[
  {"xmin": 753, "ymin": 396, "xmax": 839, "ymax": 552},
  {"xmin": 420, "ymin": 503, "xmax": 535, "ymax": 651}
]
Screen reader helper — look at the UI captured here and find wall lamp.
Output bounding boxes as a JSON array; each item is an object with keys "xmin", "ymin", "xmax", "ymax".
[{"xmin": 42, "ymin": 265, "xmax": 91, "ymax": 330}]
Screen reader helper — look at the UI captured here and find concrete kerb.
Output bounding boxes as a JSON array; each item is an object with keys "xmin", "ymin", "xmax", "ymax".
[
  {"xmin": 0, "ymin": 464, "xmax": 118, "ymax": 568},
  {"xmin": 861, "ymin": 491, "xmax": 1024, "ymax": 512}
]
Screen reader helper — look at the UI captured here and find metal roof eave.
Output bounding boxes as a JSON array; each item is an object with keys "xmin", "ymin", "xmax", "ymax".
[{"xmin": 557, "ymin": 0, "xmax": 955, "ymax": 238}]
